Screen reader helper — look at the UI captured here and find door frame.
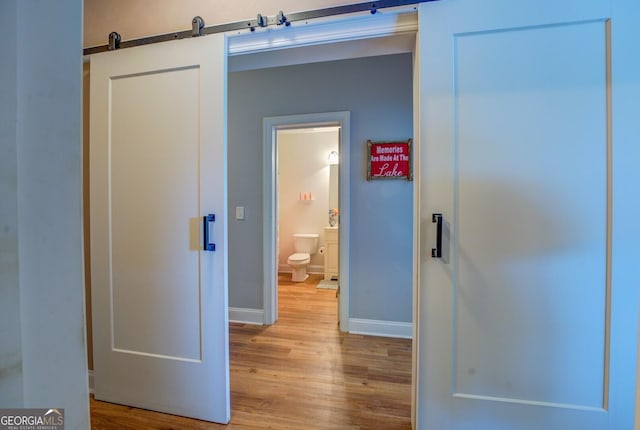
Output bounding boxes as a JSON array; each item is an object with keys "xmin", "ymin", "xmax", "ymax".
[{"xmin": 263, "ymin": 112, "xmax": 351, "ymax": 329}]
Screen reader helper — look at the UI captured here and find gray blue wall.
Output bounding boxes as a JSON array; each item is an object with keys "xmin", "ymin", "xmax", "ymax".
[{"xmin": 228, "ymin": 53, "xmax": 414, "ymax": 323}]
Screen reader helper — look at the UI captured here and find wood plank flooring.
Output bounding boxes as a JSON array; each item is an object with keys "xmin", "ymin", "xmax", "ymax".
[{"xmin": 90, "ymin": 273, "xmax": 413, "ymax": 429}]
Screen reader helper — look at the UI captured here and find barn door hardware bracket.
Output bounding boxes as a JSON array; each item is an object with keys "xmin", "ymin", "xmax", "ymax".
[
  {"xmin": 250, "ymin": 13, "xmax": 269, "ymax": 32},
  {"xmin": 192, "ymin": 16, "xmax": 205, "ymax": 37},
  {"xmin": 108, "ymin": 32, "xmax": 121, "ymax": 50},
  {"xmin": 257, "ymin": 13, "xmax": 268, "ymax": 28},
  {"xmin": 251, "ymin": 11, "xmax": 290, "ymax": 31},
  {"xmin": 276, "ymin": 11, "xmax": 290, "ymax": 26}
]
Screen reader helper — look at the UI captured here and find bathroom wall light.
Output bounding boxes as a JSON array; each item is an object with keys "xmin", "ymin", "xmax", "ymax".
[{"xmin": 327, "ymin": 150, "xmax": 339, "ymax": 165}]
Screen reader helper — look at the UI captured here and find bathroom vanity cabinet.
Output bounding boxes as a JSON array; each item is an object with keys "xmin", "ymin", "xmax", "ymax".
[{"xmin": 324, "ymin": 226, "xmax": 339, "ymax": 281}]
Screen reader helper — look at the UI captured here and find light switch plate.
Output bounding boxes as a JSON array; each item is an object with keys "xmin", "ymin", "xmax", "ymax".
[{"xmin": 235, "ymin": 206, "xmax": 245, "ymax": 220}]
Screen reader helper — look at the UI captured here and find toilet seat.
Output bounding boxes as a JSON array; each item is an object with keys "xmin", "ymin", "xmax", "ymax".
[{"xmin": 288, "ymin": 253, "xmax": 310, "ymax": 264}]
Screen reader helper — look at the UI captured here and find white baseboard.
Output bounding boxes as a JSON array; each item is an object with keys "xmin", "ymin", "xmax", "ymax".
[
  {"xmin": 88, "ymin": 370, "xmax": 94, "ymax": 394},
  {"xmin": 229, "ymin": 307, "xmax": 264, "ymax": 325},
  {"xmin": 278, "ymin": 264, "xmax": 324, "ymax": 274},
  {"xmin": 278, "ymin": 264, "xmax": 290, "ymax": 273},
  {"xmin": 308, "ymin": 265, "xmax": 323, "ymax": 274},
  {"xmin": 348, "ymin": 318, "xmax": 412, "ymax": 339}
]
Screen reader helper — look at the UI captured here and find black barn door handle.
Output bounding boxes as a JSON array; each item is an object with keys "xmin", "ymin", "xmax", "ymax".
[
  {"xmin": 431, "ymin": 213, "xmax": 443, "ymax": 258},
  {"xmin": 203, "ymin": 214, "xmax": 216, "ymax": 251}
]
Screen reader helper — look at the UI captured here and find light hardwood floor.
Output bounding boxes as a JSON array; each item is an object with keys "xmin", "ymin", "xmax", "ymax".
[{"xmin": 90, "ymin": 273, "xmax": 413, "ymax": 429}]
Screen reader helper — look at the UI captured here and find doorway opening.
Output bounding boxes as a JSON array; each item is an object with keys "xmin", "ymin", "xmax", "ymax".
[
  {"xmin": 228, "ymin": 10, "xmax": 419, "ymax": 426},
  {"xmin": 263, "ymin": 112, "xmax": 351, "ymax": 329},
  {"xmin": 276, "ymin": 126, "xmax": 339, "ymax": 283}
]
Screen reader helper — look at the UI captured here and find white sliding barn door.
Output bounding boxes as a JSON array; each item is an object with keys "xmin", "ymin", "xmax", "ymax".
[
  {"xmin": 416, "ymin": 0, "xmax": 639, "ymax": 428},
  {"xmin": 90, "ymin": 35, "xmax": 230, "ymax": 423}
]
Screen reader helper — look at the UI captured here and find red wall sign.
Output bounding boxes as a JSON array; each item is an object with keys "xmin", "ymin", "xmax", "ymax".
[{"xmin": 367, "ymin": 139, "xmax": 413, "ymax": 181}]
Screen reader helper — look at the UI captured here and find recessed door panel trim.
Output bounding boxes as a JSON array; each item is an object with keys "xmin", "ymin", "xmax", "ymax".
[
  {"xmin": 107, "ymin": 66, "xmax": 204, "ymax": 363},
  {"xmin": 450, "ymin": 19, "xmax": 611, "ymax": 410},
  {"xmin": 452, "ymin": 393, "xmax": 608, "ymax": 413}
]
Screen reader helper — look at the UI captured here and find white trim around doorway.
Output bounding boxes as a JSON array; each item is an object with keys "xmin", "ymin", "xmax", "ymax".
[{"xmin": 263, "ymin": 111, "xmax": 351, "ymax": 331}]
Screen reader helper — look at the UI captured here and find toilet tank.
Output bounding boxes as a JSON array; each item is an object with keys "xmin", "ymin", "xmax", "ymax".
[{"xmin": 293, "ymin": 234, "xmax": 319, "ymax": 254}]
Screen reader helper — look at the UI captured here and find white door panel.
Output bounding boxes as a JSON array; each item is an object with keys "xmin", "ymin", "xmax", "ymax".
[
  {"xmin": 417, "ymin": 0, "xmax": 637, "ymax": 428},
  {"xmin": 90, "ymin": 35, "xmax": 229, "ymax": 423}
]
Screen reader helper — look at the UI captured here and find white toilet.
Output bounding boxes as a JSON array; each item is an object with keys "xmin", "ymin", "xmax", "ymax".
[{"xmin": 287, "ymin": 233, "xmax": 319, "ymax": 282}]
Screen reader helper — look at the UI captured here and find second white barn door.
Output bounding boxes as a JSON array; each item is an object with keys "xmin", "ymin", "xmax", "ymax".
[
  {"xmin": 90, "ymin": 35, "xmax": 230, "ymax": 423},
  {"xmin": 417, "ymin": 0, "xmax": 637, "ymax": 428}
]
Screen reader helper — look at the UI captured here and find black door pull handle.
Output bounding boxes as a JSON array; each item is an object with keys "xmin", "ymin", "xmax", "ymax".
[
  {"xmin": 431, "ymin": 213, "xmax": 442, "ymax": 258},
  {"xmin": 203, "ymin": 214, "xmax": 216, "ymax": 251}
]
